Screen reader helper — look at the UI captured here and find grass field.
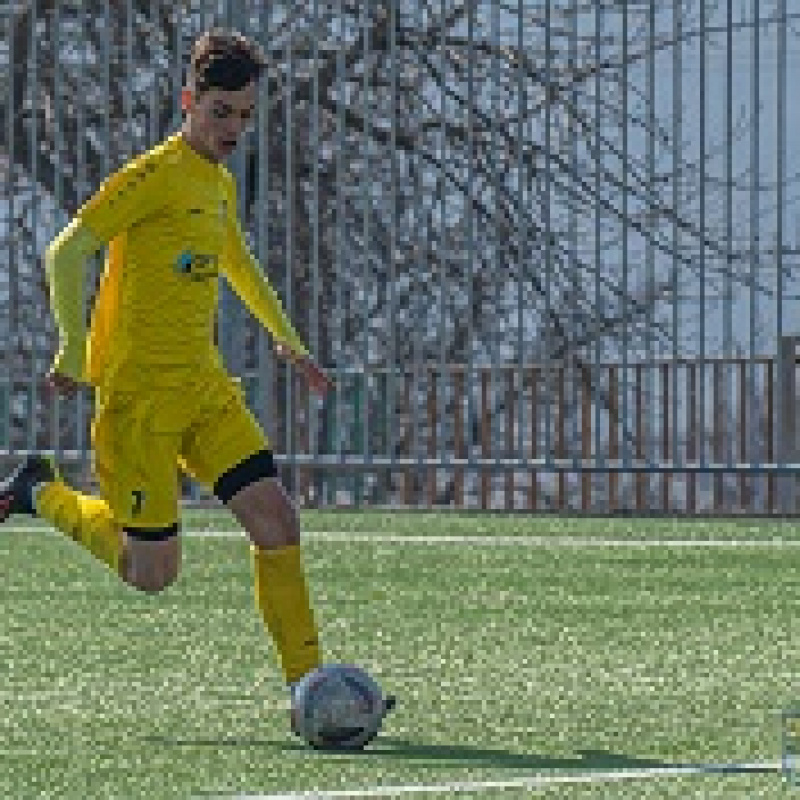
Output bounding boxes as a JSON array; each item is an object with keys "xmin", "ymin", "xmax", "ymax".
[{"xmin": 3, "ymin": 509, "xmax": 800, "ymax": 799}]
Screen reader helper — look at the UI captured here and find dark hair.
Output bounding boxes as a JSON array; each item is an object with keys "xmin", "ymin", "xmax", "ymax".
[{"xmin": 189, "ymin": 29, "xmax": 266, "ymax": 93}]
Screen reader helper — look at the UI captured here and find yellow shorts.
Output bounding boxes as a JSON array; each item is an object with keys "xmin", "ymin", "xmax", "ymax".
[{"xmin": 91, "ymin": 367, "xmax": 270, "ymax": 529}]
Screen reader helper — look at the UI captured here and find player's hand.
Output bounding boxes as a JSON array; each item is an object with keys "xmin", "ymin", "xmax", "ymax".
[
  {"xmin": 45, "ymin": 368, "xmax": 80, "ymax": 395},
  {"xmin": 275, "ymin": 343, "xmax": 333, "ymax": 396},
  {"xmin": 296, "ymin": 356, "xmax": 333, "ymax": 396}
]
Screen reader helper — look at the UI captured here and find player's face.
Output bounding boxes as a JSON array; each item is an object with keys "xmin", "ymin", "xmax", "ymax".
[{"xmin": 182, "ymin": 81, "xmax": 258, "ymax": 162}]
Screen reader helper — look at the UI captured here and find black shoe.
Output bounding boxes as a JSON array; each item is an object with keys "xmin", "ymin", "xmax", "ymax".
[{"xmin": 0, "ymin": 455, "xmax": 57, "ymax": 521}]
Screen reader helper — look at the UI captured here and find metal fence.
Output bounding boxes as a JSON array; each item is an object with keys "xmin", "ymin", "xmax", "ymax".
[{"xmin": 2, "ymin": 1, "xmax": 800, "ymax": 514}]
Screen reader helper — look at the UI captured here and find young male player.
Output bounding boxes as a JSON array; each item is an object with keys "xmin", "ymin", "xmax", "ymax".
[{"xmin": 0, "ymin": 29, "xmax": 392, "ymax": 740}]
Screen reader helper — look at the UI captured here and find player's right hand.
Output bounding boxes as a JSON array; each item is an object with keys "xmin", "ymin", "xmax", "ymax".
[{"xmin": 45, "ymin": 368, "xmax": 80, "ymax": 395}]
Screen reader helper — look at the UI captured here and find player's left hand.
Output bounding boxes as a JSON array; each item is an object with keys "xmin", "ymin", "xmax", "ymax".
[
  {"xmin": 275, "ymin": 343, "xmax": 333, "ymax": 396},
  {"xmin": 45, "ymin": 368, "xmax": 81, "ymax": 395}
]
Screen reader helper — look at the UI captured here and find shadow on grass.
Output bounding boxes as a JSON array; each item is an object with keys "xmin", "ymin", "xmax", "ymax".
[
  {"xmin": 345, "ymin": 740, "xmax": 776, "ymax": 774},
  {"xmin": 140, "ymin": 735, "xmax": 776, "ymax": 776}
]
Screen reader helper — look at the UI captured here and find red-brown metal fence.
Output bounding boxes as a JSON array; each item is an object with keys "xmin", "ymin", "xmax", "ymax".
[{"xmin": 251, "ymin": 350, "xmax": 800, "ymax": 516}]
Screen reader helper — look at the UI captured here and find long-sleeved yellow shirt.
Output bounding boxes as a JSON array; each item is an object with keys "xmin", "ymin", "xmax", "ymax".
[{"xmin": 45, "ymin": 131, "xmax": 308, "ymax": 390}]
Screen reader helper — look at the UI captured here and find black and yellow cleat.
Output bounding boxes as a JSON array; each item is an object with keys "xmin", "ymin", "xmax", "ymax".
[{"xmin": 0, "ymin": 455, "xmax": 57, "ymax": 521}]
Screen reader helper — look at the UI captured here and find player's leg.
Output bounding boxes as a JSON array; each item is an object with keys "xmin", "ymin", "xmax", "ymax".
[
  {"xmin": 180, "ymin": 378, "xmax": 321, "ymax": 687},
  {"xmin": 0, "ymin": 453, "xmax": 123, "ymax": 577},
  {"xmin": 230, "ymin": 466, "xmax": 383, "ymax": 742},
  {"xmin": 223, "ymin": 467, "xmax": 395, "ymax": 741},
  {"xmin": 0, "ymin": 389, "xmax": 183, "ymax": 594},
  {"xmin": 222, "ymin": 462, "xmax": 323, "ymax": 685},
  {"xmin": 118, "ymin": 527, "xmax": 180, "ymax": 593},
  {"xmin": 91, "ymin": 389, "xmax": 183, "ymax": 593},
  {"xmin": 181, "ymin": 372, "xmax": 394, "ymax": 739},
  {"xmin": 0, "ymin": 456, "xmax": 177, "ymax": 592}
]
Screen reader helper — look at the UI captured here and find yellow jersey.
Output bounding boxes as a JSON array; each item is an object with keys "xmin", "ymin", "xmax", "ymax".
[{"xmin": 46, "ymin": 131, "xmax": 308, "ymax": 390}]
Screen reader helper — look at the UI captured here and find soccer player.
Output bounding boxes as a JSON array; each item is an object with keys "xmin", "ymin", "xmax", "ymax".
[{"xmin": 1, "ymin": 29, "xmax": 392, "ymax": 740}]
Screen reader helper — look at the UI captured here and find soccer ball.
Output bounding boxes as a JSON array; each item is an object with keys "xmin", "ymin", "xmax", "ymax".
[{"xmin": 291, "ymin": 664, "xmax": 385, "ymax": 750}]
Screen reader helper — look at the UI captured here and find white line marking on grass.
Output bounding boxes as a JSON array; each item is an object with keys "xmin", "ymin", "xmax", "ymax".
[
  {"xmin": 201, "ymin": 761, "xmax": 782, "ymax": 799},
  {"xmin": 9, "ymin": 526, "xmax": 800, "ymax": 547},
  {"xmin": 192, "ymin": 532, "xmax": 800, "ymax": 547}
]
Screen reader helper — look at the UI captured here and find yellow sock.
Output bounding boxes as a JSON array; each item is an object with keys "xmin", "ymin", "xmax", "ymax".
[
  {"xmin": 252, "ymin": 543, "xmax": 322, "ymax": 685},
  {"xmin": 35, "ymin": 482, "xmax": 123, "ymax": 577}
]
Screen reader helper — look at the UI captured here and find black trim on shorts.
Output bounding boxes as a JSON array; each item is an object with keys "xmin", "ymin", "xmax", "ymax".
[
  {"xmin": 213, "ymin": 449, "xmax": 278, "ymax": 504},
  {"xmin": 123, "ymin": 523, "xmax": 180, "ymax": 542}
]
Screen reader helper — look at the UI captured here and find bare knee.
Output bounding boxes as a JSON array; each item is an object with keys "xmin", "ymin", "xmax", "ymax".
[
  {"xmin": 121, "ymin": 529, "xmax": 181, "ymax": 593},
  {"xmin": 124, "ymin": 566, "xmax": 178, "ymax": 593},
  {"xmin": 226, "ymin": 477, "xmax": 300, "ymax": 549}
]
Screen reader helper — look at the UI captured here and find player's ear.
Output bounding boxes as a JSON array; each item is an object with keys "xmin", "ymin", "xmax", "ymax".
[{"xmin": 181, "ymin": 87, "xmax": 193, "ymax": 113}]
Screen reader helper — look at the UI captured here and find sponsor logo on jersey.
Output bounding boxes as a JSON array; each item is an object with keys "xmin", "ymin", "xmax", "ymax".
[{"xmin": 174, "ymin": 250, "xmax": 219, "ymax": 281}]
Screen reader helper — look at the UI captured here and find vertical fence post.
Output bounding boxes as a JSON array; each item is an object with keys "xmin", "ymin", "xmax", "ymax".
[
  {"xmin": 687, "ymin": 363, "xmax": 697, "ymax": 513},
  {"xmin": 403, "ymin": 370, "xmax": 413, "ymax": 506},
  {"xmin": 581, "ymin": 365, "xmax": 591, "ymax": 512},
  {"xmin": 739, "ymin": 359, "xmax": 748, "ymax": 511},
  {"xmin": 713, "ymin": 361, "xmax": 723, "ymax": 511},
  {"xmin": 767, "ymin": 360, "xmax": 776, "ymax": 512},
  {"xmin": 530, "ymin": 366, "xmax": 539, "ymax": 511},
  {"xmin": 608, "ymin": 366, "xmax": 618, "ymax": 512},
  {"xmin": 661, "ymin": 362, "xmax": 670, "ymax": 511},
  {"xmin": 635, "ymin": 363, "xmax": 644, "ymax": 512},
  {"xmin": 557, "ymin": 366, "xmax": 566, "ymax": 510},
  {"xmin": 777, "ymin": 336, "xmax": 798, "ymax": 514},
  {"xmin": 481, "ymin": 368, "xmax": 490, "ymax": 509},
  {"xmin": 378, "ymin": 369, "xmax": 388, "ymax": 505},
  {"xmin": 454, "ymin": 368, "xmax": 464, "ymax": 508},
  {"xmin": 505, "ymin": 368, "xmax": 514, "ymax": 511},
  {"xmin": 352, "ymin": 376, "xmax": 363, "ymax": 507},
  {"xmin": 324, "ymin": 387, "xmax": 337, "ymax": 506},
  {"xmin": 427, "ymin": 366, "xmax": 438, "ymax": 507}
]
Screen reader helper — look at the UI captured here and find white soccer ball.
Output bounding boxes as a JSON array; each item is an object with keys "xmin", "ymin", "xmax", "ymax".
[{"xmin": 291, "ymin": 664, "xmax": 385, "ymax": 750}]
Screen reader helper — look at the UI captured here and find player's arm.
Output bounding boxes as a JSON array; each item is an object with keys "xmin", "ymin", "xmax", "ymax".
[
  {"xmin": 222, "ymin": 197, "xmax": 308, "ymax": 358},
  {"xmin": 44, "ymin": 159, "xmax": 167, "ymax": 383},
  {"xmin": 44, "ymin": 221, "xmax": 104, "ymax": 382},
  {"xmin": 221, "ymin": 199, "xmax": 332, "ymax": 395}
]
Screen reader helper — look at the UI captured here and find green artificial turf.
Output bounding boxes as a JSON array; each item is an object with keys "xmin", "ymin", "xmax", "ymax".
[{"xmin": 2, "ymin": 511, "xmax": 799, "ymax": 798}]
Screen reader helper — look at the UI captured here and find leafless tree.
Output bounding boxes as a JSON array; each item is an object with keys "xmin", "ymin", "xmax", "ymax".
[{"xmin": 2, "ymin": 1, "xmax": 784, "ymax": 508}]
